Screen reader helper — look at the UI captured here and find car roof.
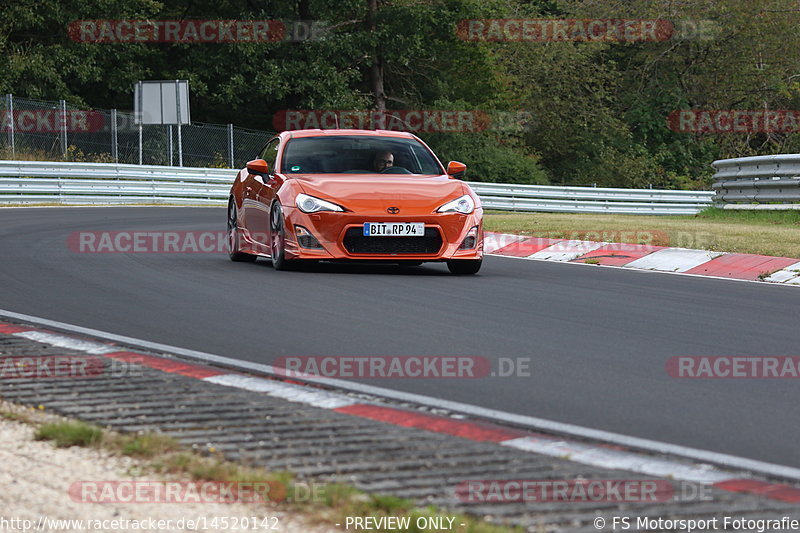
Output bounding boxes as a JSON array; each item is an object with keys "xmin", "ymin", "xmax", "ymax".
[{"xmin": 280, "ymin": 129, "xmax": 417, "ymax": 140}]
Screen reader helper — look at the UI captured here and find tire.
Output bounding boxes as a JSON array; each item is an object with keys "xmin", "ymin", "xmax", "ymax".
[
  {"xmin": 228, "ymin": 201, "xmax": 256, "ymax": 262},
  {"xmin": 446, "ymin": 259, "xmax": 482, "ymax": 275},
  {"xmin": 270, "ymin": 205, "xmax": 293, "ymax": 271}
]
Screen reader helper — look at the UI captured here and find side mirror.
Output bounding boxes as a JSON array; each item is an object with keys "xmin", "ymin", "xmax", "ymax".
[
  {"xmin": 446, "ymin": 161, "xmax": 467, "ymax": 179},
  {"xmin": 246, "ymin": 159, "xmax": 269, "ymax": 176}
]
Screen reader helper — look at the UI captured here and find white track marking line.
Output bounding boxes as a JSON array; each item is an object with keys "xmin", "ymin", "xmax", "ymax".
[
  {"xmin": 502, "ymin": 437, "xmax": 732, "ymax": 484},
  {"xmin": 765, "ymin": 261, "xmax": 800, "ymax": 283},
  {"xmin": 13, "ymin": 330, "xmax": 121, "ymax": 355},
  {"xmin": 205, "ymin": 374, "xmax": 357, "ymax": 409},
  {"xmin": 619, "ymin": 248, "xmax": 725, "ymax": 272},
  {"xmin": 528, "ymin": 239, "xmax": 607, "ymax": 261},
  {"xmin": 483, "ymin": 233, "xmax": 527, "ymax": 254}
]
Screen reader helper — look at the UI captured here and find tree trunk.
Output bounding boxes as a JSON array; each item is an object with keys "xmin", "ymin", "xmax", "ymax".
[
  {"xmin": 367, "ymin": 0, "xmax": 386, "ymax": 114},
  {"xmin": 298, "ymin": 0, "xmax": 311, "ymax": 20}
]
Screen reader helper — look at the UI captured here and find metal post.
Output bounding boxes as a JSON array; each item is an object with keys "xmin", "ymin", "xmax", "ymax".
[
  {"xmin": 111, "ymin": 109, "xmax": 118, "ymax": 163},
  {"xmin": 169, "ymin": 125, "xmax": 173, "ymax": 166},
  {"xmin": 137, "ymin": 81, "xmax": 143, "ymax": 165},
  {"xmin": 177, "ymin": 125, "xmax": 183, "ymax": 167},
  {"xmin": 175, "ymin": 80, "xmax": 183, "ymax": 167},
  {"xmin": 228, "ymin": 124, "xmax": 234, "ymax": 168},
  {"xmin": 60, "ymin": 100, "xmax": 68, "ymax": 159},
  {"xmin": 6, "ymin": 94, "xmax": 14, "ymax": 159}
]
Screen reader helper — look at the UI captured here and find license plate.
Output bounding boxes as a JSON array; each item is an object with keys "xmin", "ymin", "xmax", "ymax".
[{"xmin": 363, "ymin": 222, "xmax": 425, "ymax": 237}]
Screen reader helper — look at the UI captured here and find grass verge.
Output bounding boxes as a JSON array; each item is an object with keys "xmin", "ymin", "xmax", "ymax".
[
  {"xmin": 3, "ymin": 402, "xmax": 522, "ymax": 533},
  {"xmin": 484, "ymin": 207, "xmax": 800, "ymax": 258}
]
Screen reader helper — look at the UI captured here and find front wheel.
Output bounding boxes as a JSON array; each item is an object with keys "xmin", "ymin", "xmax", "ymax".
[
  {"xmin": 228, "ymin": 201, "xmax": 256, "ymax": 262},
  {"xmin": 270, "ymin": 205, "xmax": 293, "ymax": 271},
  {"xmin": 447, "ymin": 259, "xmax": 482, "ymax": 275}
]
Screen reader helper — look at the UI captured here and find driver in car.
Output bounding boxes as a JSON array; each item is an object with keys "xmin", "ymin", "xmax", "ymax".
[{"xmin": 371, "ymin": 151, "xmax": 394, "ymax": 172}]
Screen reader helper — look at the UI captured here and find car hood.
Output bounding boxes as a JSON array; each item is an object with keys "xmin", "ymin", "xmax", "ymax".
[{"xmin": 291, "ymin": 174, "xmax": 466, "ymax": 212}]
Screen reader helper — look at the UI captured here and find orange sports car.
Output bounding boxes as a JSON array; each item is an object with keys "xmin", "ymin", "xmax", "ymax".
[{"xmin": 227, "ymin": 129, "xmax": 483, "ymax": 274}]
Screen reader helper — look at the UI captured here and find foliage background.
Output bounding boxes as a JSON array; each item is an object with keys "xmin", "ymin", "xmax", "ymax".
[{"xmin": 2, "ymin": 0, "xmax": 799, "ymax": 187}]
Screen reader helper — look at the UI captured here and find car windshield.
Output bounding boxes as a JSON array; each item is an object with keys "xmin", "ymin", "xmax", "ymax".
[{"xmin": 281, "ymin": 135, "xmax": 443, "ymax": 175}]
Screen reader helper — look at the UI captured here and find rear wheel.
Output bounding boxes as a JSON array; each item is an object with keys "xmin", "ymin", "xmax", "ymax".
[
  {"xmin": 228, "ymin": 201, "xmax": 256, "ymax": 262},
  {"xmin": 270, "ymin": 205, "xmax": 293, "ymax": 271},
  {"xmin": 447, "ymin": 259, "xmax": 482, "ymax": 275}
]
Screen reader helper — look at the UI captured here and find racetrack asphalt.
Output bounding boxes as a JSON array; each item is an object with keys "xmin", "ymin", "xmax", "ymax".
[{"xmin": 1, "ymin": 207, "xmax": 799, "ymax": 469}]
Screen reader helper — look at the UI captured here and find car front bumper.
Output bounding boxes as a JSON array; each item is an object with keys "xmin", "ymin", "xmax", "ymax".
[{"xmin": 281, "ymin": 206, "xmax": 483, "ymax": 261}]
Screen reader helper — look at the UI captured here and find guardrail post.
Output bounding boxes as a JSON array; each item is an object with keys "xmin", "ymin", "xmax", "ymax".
[
  {"xmin": 111, "ymin": 109, "xmax": 118, "ymax": 163},
  {"xmin": 59, "ymin": 100, "xmax": 68, "ymax": 159},
  {"xmin": 5, "ymin": 94, "xmax": 14, "ymax": 159},
  {"xmin": 228, "ymin": 124, "xmax": 234, "ymax": 168}
]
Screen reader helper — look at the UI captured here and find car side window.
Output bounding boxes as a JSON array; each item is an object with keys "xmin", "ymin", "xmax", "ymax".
[{"xmin": 259, "ymin": 139, "xmax": 280, "ymax": 173}]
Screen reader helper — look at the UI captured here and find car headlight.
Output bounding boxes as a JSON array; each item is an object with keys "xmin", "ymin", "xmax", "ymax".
[
  {"xmin": 436, "ymin": 194, "xmax": 475, "ymax": 214},
  {"xmin": 296, "ymin": 193, "xmax": 344, "ymax": 213}
]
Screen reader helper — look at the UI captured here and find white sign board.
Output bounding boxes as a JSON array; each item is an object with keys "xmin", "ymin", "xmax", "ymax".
[{"xmin": 134, "ymin": 80, "xmax": 190, "ymax": 125}]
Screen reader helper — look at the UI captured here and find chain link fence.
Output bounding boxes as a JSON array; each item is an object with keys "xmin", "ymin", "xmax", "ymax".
[{"xmin": 0, "ymin": 94, "xmax": 272, "ymax": 168}]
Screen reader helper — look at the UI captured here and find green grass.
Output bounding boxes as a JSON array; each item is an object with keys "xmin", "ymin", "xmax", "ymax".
[
  {"xmin": 484, "ymin": 207, "xmax": 800, "ymax": 258},
  {"xmin": 34, "ymin": 420, "xmax": 103, "ymax": 448},
  {"xmin": 0, "ymin": 410, "xmax": 33, "ymax": 423},
  {"xmin": 694, "ymin": 207, "xmax": 800, "ymax": 224},
  {"xmin": 114, "ymin": 432, "xmax": 183, "ymax": 458}
]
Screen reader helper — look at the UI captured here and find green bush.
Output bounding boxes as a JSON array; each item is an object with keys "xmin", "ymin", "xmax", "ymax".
[{"xmin": 424, "ymin": 131, "xmax": 550, "ymax": 184}]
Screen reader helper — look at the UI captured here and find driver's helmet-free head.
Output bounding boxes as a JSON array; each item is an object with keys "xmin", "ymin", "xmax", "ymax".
[{"xmin": 372, "ymin": 150, "xmax": 394, "ymax": 172}]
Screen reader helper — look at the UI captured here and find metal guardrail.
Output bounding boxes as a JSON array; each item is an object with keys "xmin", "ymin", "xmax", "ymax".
[
  {"xmin": 470, "ymin": 182, "xmax": 712, "ymax": 215},
  {"xmin": 712, "ymin": 155, "xmax": 800, "ymax": 209},
  {"xmin": 0, "ymin": 160, "xmax": 715, "ymax": 214},
  {"xmin": 0, "ymin": 161, "xmax": 233, "ymax": 206}
]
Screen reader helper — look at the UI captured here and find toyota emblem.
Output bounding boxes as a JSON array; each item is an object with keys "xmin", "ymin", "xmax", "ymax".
[{"xmin": 386, "ymin": 207, "xmax": 400, "ymax": 214}]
